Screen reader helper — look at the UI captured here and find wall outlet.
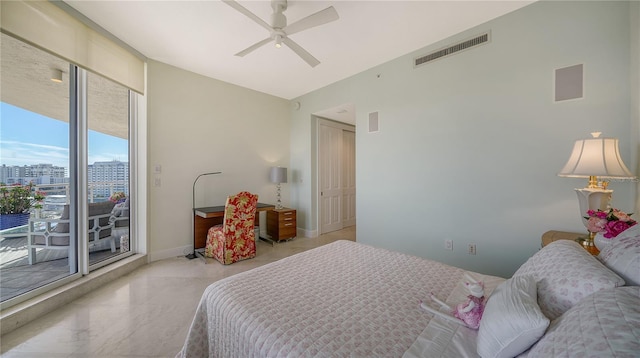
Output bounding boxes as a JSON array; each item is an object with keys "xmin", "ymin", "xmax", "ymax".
[
  {"xmin": 468, "ymin": 243, "xmax": 476, "ymax": 255},
  {"xmin": 445, "ymin": 240, "xmax": 453, "ymax": 250}
]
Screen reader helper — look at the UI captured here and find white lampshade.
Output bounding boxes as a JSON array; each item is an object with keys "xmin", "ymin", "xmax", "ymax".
[
  {"xmin": 269, "ymin": 167, "xmax": 287, "ymax": 184},
  {"xmin": 558, "ymin": 135, "xmax": 635, "ymax": 180}
]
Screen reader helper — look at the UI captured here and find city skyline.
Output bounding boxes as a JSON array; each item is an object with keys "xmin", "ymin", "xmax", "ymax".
[{"xmin": 0, "ymin": 102, "xmax": 128, "ymax": 170}]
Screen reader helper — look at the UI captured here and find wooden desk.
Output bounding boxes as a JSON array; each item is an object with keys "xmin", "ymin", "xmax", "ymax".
[{"xmin": 193, "ymin": 203, "xmax": 275, "ymax": 249}]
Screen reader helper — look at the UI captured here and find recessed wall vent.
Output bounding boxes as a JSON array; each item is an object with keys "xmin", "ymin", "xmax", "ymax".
[{"xmin": 414, "ymin": 32, "xmax": 490, "ymax": 68}]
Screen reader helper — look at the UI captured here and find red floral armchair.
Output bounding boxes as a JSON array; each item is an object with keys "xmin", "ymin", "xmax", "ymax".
[{"xmin": 204, "ymin": 191, "xmax": 258, "ymax": 264}]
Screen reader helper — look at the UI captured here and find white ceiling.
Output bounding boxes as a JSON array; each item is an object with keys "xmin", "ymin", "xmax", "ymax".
[{"xmin": 64, "ymin": 0, "xmax": 533, "ymax": 100}]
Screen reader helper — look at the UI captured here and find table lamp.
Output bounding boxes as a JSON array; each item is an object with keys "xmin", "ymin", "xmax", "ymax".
[
  {"xmin": 558, "ymin": 132, "xmax": 636, "ymax": 249},
  {"xmin": 269, "ymin": 167, "xmax": 287, "ymax": 210}
]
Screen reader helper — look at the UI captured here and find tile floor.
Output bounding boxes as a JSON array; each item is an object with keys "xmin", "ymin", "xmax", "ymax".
[{"xmin": 0, "ymin": 227, "xmax": 355, "ymax": 357}]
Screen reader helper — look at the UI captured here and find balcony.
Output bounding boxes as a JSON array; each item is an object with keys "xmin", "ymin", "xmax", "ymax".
[{"xmin": 0, "ymin": 183, "xmax": 130, "ymax": 303}]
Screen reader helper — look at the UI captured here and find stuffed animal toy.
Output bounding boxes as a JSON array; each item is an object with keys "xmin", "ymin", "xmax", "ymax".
[{"xmin": 419, "ymin": 274, "xmax": 486, "ymax": 329}]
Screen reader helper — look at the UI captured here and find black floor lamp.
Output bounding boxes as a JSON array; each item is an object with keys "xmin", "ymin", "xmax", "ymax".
[{"xmin": 186, "ymin": 171, "xmax": 222, "ymax": 260}]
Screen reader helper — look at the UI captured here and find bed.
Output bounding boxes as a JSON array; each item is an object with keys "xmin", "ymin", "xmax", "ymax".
[{"xmin": 178, "ymin": 230, "xmax": 640, "ymax": 358}]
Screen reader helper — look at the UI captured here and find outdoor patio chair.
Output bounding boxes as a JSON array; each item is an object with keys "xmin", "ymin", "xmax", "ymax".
[{"xmin": 27, "ymin": 201, "xmax": 116, "ymax": 273}]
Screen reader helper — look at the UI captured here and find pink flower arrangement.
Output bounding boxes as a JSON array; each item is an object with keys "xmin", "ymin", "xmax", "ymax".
[{"xmin": 586, "ymin": 208, "xmax": 637, "ymax": 239}]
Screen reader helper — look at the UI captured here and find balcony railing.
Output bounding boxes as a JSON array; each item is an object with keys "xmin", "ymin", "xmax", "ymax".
[
  {"xmin": 33, "ymin": 182, "xmax": 128, "ymax": 204},
  {"xmin": 1, "ymin": 182, "xmax": 128, "ymax": 229}
]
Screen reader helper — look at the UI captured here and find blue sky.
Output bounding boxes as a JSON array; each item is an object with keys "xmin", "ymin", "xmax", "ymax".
[{"xmin": 0, "ymin": 102, "xmax": 128, "ymax": 170}]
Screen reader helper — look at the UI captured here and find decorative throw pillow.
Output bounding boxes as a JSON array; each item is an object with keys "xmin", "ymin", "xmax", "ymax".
[
  {"xmin": 598, "ymin": 235, "xmax": 640, "ymax": 286},
  {"xmin": 512, "ymin": 240, "xmax": 624, "ymax": 320},
  {"xmin": 477, "ymin": 275, "xmax": 549, "ymax": 358},
  {"xmin": 526, "ymin": 286, "xmax": 640, "ymax": 356}
]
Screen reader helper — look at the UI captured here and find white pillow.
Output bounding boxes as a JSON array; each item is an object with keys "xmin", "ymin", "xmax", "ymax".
[
  {"xmin": 526, "ymin": 286, "xmax": 640, "ymax": 356},
  {"xmin": 598, "ymin": 234, "xmax": 640, "ymax": 286},
  {"xmin": 477, "ymin": 275, "xmax": 549, "ymax": 358},
  {"xmin": 513, "ymin": 240, "xmax": 624, "ymax": 320}
]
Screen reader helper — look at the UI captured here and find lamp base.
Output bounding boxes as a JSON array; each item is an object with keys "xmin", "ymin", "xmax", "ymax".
[
  {"xmin": 575, "ymin": 232, "xmax": 600, "ymax": 255},
  {"xmin": 275, "ymin": 183, "xmax": 283, "ymax": 210},
  {"xmin": 574, "ymin": 187, "xmax": 610, "ymax": 255},
  {"xmin": 185, "ymin": 249, "xmax": 207, "ymax": 262},
  {"xmin": 575, "ymin": 188, "xmax": 612, "ymax": 226}
]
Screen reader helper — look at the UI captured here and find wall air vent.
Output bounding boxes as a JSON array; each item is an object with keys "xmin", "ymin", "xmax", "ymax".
[{"xmin": 414, "ymin": 32, "xmax": 490, "ymax": 68}]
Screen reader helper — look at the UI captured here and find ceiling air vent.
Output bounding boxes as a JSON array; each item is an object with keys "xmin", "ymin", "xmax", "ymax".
[{"xmin": 414, "ymin": 32, "xmax": 490, "ymax": 68}]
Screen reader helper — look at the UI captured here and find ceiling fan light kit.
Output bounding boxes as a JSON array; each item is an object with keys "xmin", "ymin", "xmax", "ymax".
[
  {"xmin": 223, "ymin": 0, "xmax": 339, "ymax": 67},
  {"xmin": 274, "ymin": 34, "xmax": 283, "ymax": 48}
]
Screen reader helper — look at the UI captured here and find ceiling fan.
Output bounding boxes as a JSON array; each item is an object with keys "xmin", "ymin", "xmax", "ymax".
[{"xmin": 223, "ymin": 0, "xmax": 339, "ymax": 67}]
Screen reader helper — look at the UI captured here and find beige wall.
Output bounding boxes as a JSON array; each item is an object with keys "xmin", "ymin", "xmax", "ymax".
[{"xmin": 146, "ymin": 60, "xmax": 290, "ymax": 260}]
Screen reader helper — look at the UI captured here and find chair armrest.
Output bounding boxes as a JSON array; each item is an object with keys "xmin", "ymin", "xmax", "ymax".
[
  {"xmin": 113, "ymin": 215, "xmax": 129, "ymax": 227},
  {"xmin": 29, "ymin": 217, "xmax": 70, "ymax": 234},
  {"xmin": 29, "ymin": 217, "xmax": 71, "ymax": 224}
]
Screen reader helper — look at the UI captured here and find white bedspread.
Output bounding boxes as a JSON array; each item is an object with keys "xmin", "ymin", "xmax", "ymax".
[{"xmin": 178, "ymin": 240, "xmax": 504, "ymax": 358}]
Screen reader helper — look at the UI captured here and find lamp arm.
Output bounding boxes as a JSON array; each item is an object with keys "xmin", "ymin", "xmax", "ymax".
[
  {"xmin": 192, "ymin": 172, "xmax": 222, "ymax": 210},
  {"xmin": 188, "ymin": 171, "xmax": 222, "ymax": 260}
]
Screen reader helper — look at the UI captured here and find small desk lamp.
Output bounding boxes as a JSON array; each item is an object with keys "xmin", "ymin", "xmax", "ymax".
[
  {"xmin": 558, "ymin": 132, "xmax": 635, "ymax": 249},
  {"xmin": 269, "ymin": 167, "xmax": 287, "ymax": 210}
]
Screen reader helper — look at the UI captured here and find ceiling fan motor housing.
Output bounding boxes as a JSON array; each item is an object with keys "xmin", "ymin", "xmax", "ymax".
[
  {"xmin": 271, "ymin": 12, "xmax": 286, "ymax": 29},
  {"xmin": 270, "ymin": 0, "xmax": 287, "ymax": 28}
]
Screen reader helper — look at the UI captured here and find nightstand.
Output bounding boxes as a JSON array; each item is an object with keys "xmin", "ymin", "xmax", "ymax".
[
  {"xmin": 267, "ymin": 208, "xmax": 297, "ymax": 242},
  {"xmin": 541, "ymin": 230, "xmax": 599, "ymax": 255}
]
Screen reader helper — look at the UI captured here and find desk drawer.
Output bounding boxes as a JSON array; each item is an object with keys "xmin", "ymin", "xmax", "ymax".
[{"xmin": 267, "ymin": 208, "xmax": 297, "ymax": 241}]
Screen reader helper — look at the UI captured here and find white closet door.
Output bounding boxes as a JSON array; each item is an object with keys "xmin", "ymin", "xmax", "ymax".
[{"xmin": 319, "ymin": 122, "xmax": 343, "ymax": 234}]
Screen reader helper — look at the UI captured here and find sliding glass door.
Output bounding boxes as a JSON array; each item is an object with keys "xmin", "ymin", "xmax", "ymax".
[
  {"xmin": 0, "ymin": 32, "xmax": 134, "ymax": 307},
  {"xmin": 0, "ymin": 33, "xmax": 77, "ymax": 303},
  {"xmin": 86, "ymin": 72, "xmax": 131, "ymax": 268}
]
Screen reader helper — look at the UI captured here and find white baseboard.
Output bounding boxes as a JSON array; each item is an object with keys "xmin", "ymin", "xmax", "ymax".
[
  {"xmin": 149, "ymin": 229, "xmax": 318, "ymax": 262},
  {"xmin": 148, "ymin": 245, "xmax": 191, "ymax": 262},
  {"xmin": 297, "ymin": 227, "xmax": 317, "ymax": 238}
]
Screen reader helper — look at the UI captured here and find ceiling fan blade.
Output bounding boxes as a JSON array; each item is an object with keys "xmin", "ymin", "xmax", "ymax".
[
  {"xmin": 235, "ymin": 37, "xmax": 273, "ymax": 57},
  {"xmin": 222, "ymin": 0, "xmax": 272, "ymax": 32},
  {"xmin": 283, "ymin": 6, "xmax": 339, "ymax": 36},
  {"xmin": 282, "ymin": 37, "xmax": 320, "ymax": 67}
]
